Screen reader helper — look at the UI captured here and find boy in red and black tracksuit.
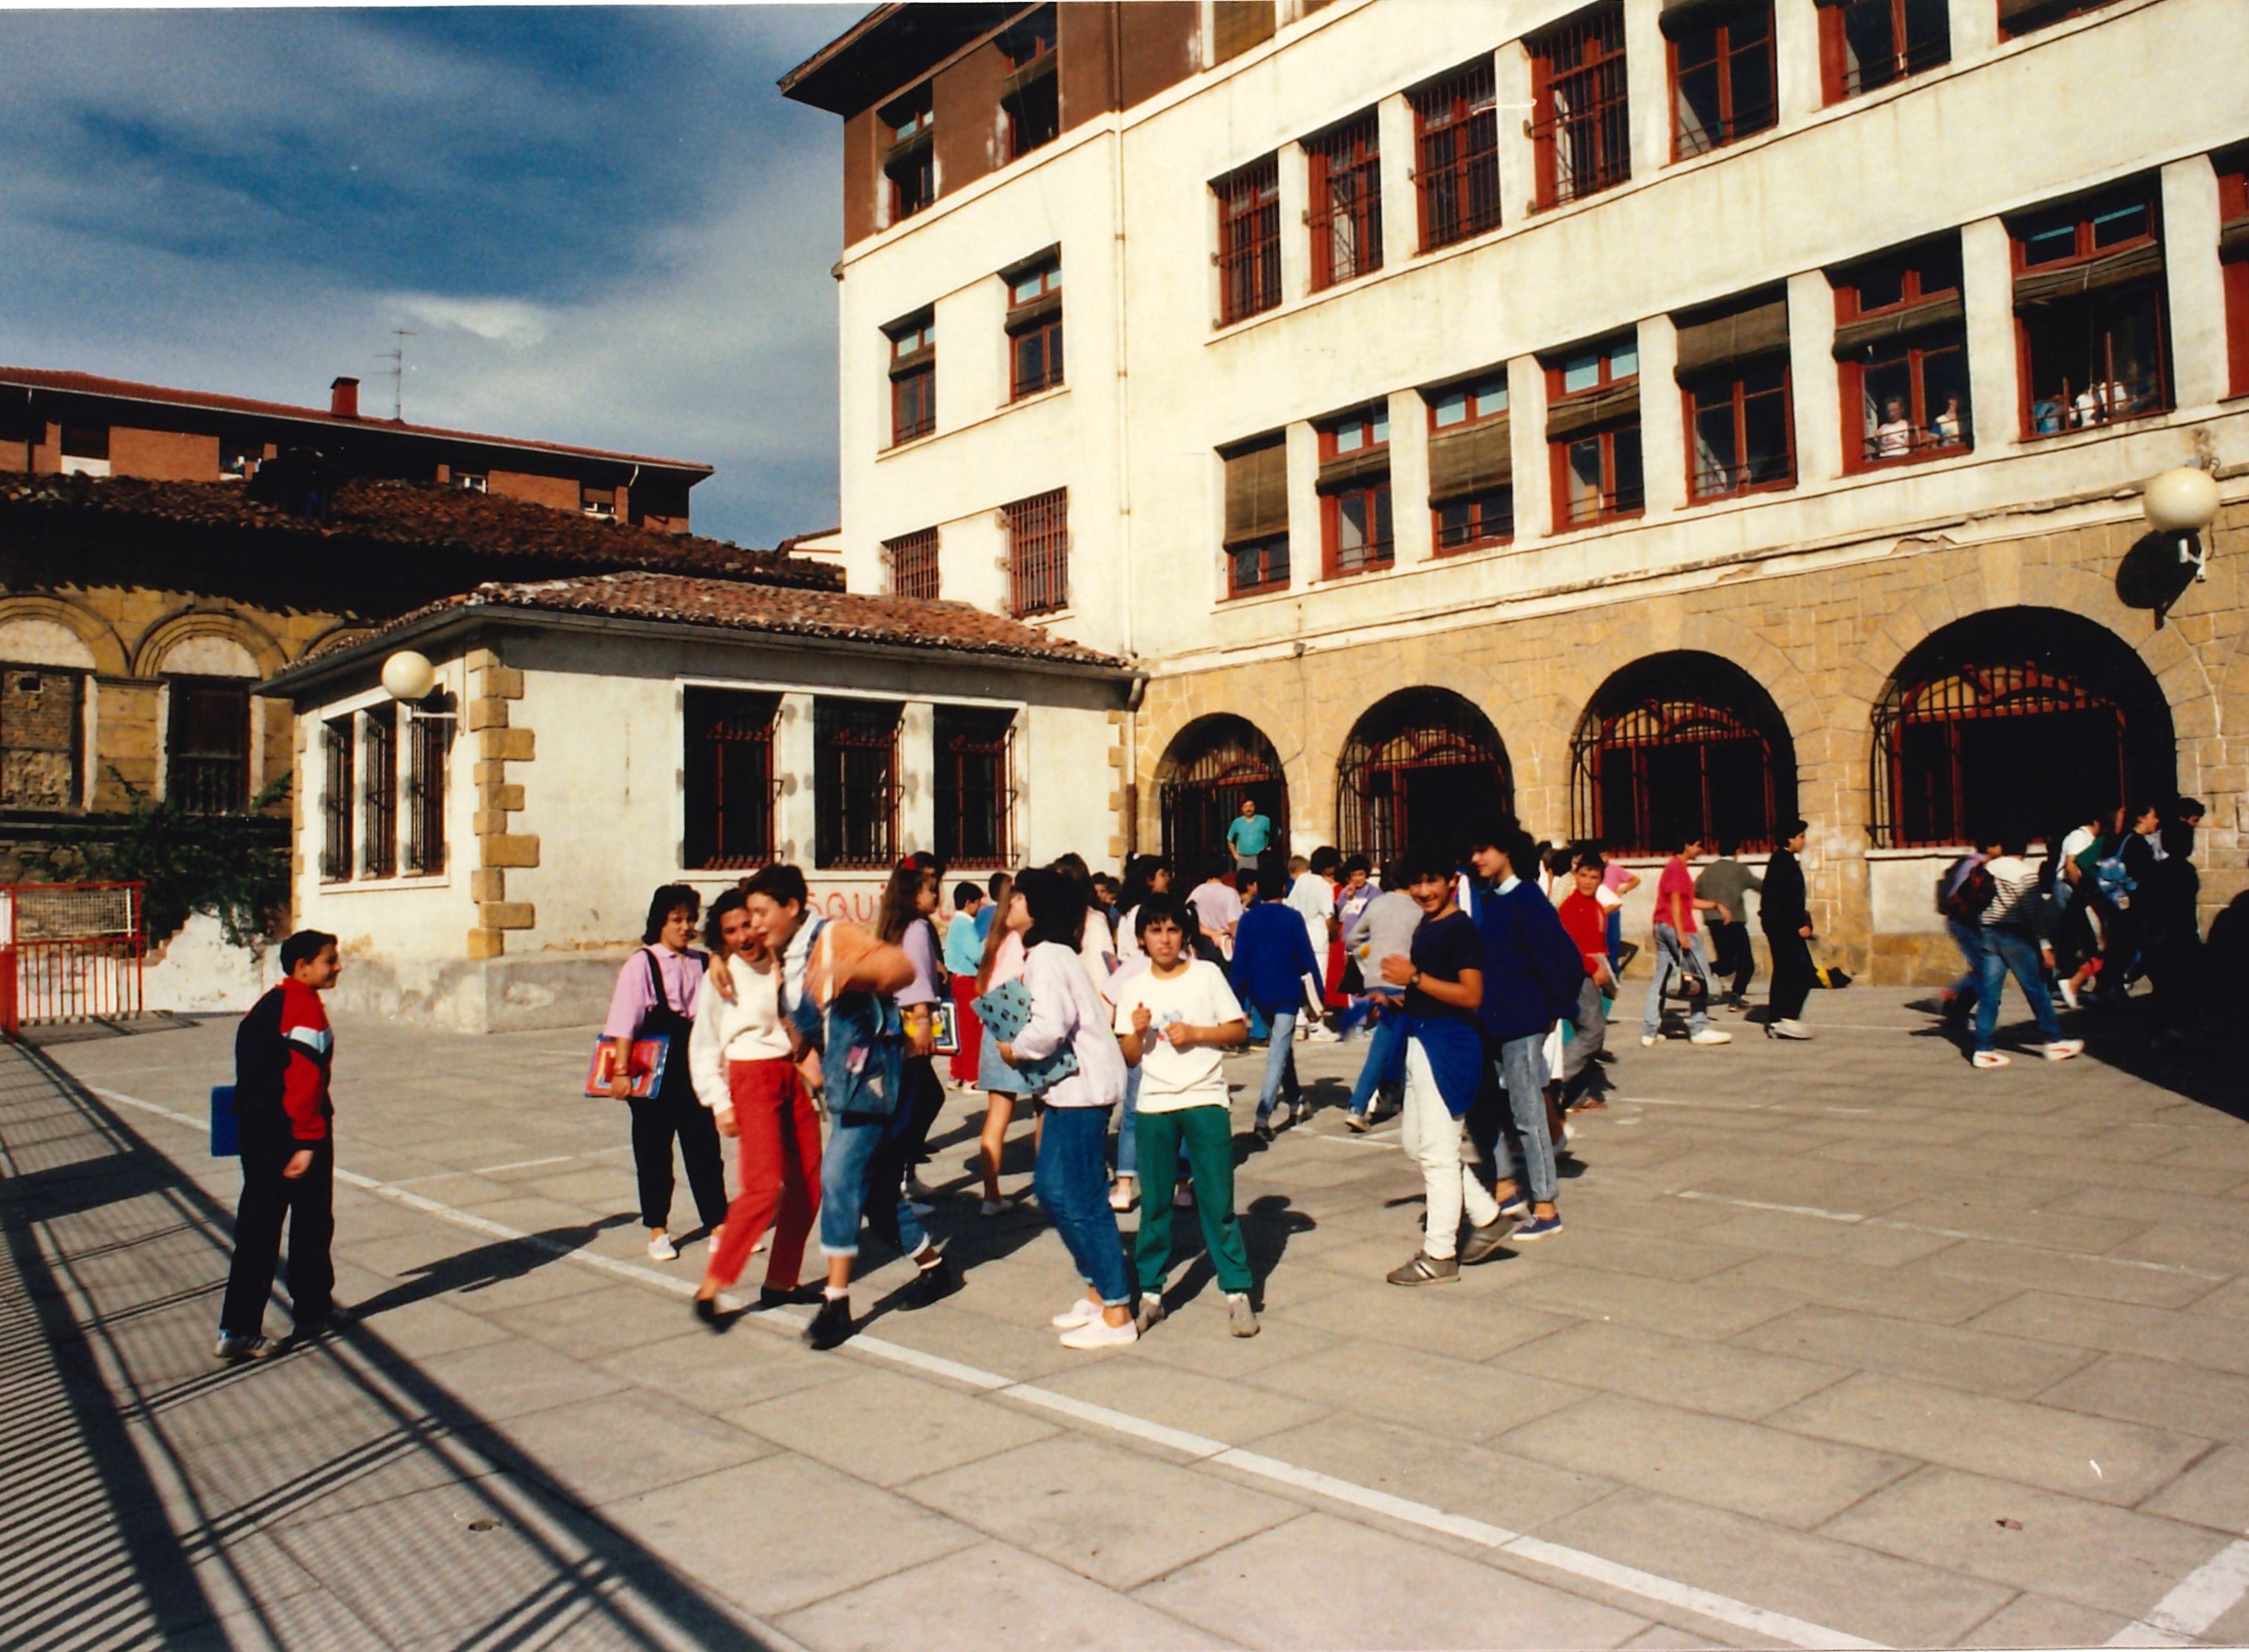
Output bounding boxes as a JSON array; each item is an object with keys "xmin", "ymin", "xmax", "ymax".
[{"xmin": 217, "ymin": 929, "xmax": 342, "ymax": 1360}]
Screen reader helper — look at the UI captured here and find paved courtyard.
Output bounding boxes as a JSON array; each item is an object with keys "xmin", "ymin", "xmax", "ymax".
[{"xmin": 6, "ymin": 988, "xmax": 2249, "ymax": 1650}]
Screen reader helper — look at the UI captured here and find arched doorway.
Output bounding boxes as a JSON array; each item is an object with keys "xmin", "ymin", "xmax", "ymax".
[
  {"xmin": 1872, "ymin": 607, "xmax": 2175, "ymax": 846},
  {"xmin": 1335, "ymin": 688, "xmax": 1510, "ymax": 868},
  {"xmin": 1158, "ymin": 715, "xmax": 1290, "ymax": 877},
  {"xmin": 1572, "ymin": 651, "xmax": 1798, "ymax": 853}
]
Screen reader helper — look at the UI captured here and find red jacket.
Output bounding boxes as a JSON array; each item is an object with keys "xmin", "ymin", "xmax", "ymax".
[{"xmin": 234, "ymin": 978, "xmax": 334, "ymax": 1143}]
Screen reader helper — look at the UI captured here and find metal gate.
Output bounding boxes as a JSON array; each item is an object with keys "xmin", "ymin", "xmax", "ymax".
[{"xmin": 1, "ymin": 882, "xmax": 146, "ymax": 1037}]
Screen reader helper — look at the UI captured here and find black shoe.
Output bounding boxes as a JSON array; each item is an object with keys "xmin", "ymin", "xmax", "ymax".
[
  {"xmin": 293, "ymin": 1306, "xmax": 349, "ymax": 1338},
  {"xmin": 758, "ymin": 1283, "xmax": 820, "ymax": 1310},
  {"xmin": 906, "ymin": 1254, "xmax": 961, "ymax": 1309},
  {"xmin": 693, "ymin": 1295, "xmax": 722, "ymax": 1328},
  {"xmin": 1254, "ymin": 1121, "xmax": 1276, "ymax": 1143},
  {"xmin": 803, "ymin": 1294, "xmax": 853, "ymax": 1349}
]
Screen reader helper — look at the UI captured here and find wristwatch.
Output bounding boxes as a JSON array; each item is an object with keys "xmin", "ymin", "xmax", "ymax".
[{"xmin": 1409, "ymin": 970, "xmax": 1423, "ymax": 990}]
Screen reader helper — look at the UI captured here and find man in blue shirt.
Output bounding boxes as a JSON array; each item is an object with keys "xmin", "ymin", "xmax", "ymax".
[
  {"xmin": 1230, "ymin": 879, "xmax": 1323, "ymax": 1141},
  {"xmin": 1225, "ymin": 797, "xmax": 1273, "ymax": 873}
]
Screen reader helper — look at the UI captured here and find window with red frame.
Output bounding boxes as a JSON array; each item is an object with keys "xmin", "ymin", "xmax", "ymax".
[
  {"xmin": 887, "ymin": 312, "xmax": 935, "ymax": 445},
  {"xmin": 881, "ymin": 85, "xmax": 935, "ymax": 222},
  {"xmin": 1547, "ymin": 335, "xmax": 1643, "ymax": 529},
  {"xmin": 1530, "ymin": 4, "xmax": 1631, "ymax": 210},
  {"xmin": 1216, "ymin": 156, "xmax": 1282, "ymax": 325},
  {"xmin": 1006, "ymin": 487, "xmax": 1069, "ymax": 616},
  {"xmin": 1669, "ymin": 0, "xmax": 1775, "ymax": 159},
  {"xmin": 684, "ymin": 688, "xmax": 779, "ymax": 870},
  {"xmin": 1318, "ymin": 406, "xmax": 1392, "ymax": 577},
  {"xmin": 1307, "ymin": 112, "xmax": 1382, "ymax": 290},
  {"xmin": 1425, "ymin": 373, "xmax": 1512, "ymax": 553},
  {"xmin": 2011, "ymin": 185, "xmax": 2170, "ymax": 438},
  {"xmin": 814, "ymin": 698, "xmax": 899, "ymax": 870},
  {"xmin": 1674, "ymin": 289, "xmax": 1794, "ymax": 500},
  {"xmin": 1832, "ymin": 236, "xmax": 1971, "ymax": 467},
  {"xmin": 1006, "ymin": 258, "xmax": 1063, "ymax": 398},
  {"xmin": 1819, "ymin": 0, "xmax": 1949, "ymax": 103},
  {"xmin": 1001, "ymin": 6, "xmax": 1059, "ymax": 161},
  {"xmin": 2220, "ymin": 151, "xmax": 2249, "ymax": 397},
  {"xmin": 935, "ymin": 705, "xmax": 1015, "ymax": 869},
  {"xmin": 1222, "ymin": 434, "xmax": 1290, "ymax": 598},
  {"xmin": 1410, "ymin": 63, "xmax": 1501, "ymax": 251},
  {"xmin": 887, "ymin": 527, "xmax": 940, "ymax": 600}
]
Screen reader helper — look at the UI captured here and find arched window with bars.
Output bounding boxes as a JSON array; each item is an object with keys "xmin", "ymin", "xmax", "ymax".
[
  {"xmin": 1871, "ymin": 608, "xmax": 2173, "ymax": 847},
  {"xmin": 1572, "ymin": 653, "xmax": 1796, "ymax": 854},
  {"xmin": 1335, "ymin": 689, "xmax": 1511, "ymax": 868},
  {"xmin": 1158, "ymin": 715, "xmax": 1290, "ymax": 879}
]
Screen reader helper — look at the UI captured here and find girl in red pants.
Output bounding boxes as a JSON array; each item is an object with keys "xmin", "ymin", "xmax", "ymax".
[{"xmin": 689, "ymin": 890, "xmax": 822, "ymax": 1320}]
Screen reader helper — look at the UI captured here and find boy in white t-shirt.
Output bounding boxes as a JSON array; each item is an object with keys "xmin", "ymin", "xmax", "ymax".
[{"xmin": 1114, "ymin": 894, "xmax": 1259, "ymax": 1338}]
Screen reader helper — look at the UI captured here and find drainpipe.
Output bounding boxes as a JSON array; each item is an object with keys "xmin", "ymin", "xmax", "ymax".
[{"xmin": 1109, "ymin": 1, "xmax": 1139, "ymax": 854}]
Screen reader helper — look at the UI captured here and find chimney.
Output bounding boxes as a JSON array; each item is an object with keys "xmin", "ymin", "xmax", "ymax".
[{"xmin": 330, "ymin": 376, "xmax": 360, "ymax": 419}]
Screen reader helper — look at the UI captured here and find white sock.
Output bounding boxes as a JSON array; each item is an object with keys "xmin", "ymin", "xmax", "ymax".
[{"xmin": 823, "ymin": 1285, "xmax": 848, "ymax": 1301}]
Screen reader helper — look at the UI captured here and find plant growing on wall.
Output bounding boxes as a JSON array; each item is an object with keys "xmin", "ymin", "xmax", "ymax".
[{"xmin": 23, "ymin": 773, "xmax": 292, "ymax": 948}]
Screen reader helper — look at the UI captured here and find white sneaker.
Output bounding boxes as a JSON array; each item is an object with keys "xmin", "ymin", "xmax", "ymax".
[
  {"xmin": 1640, "ymin": 1034, "xmax": 1658, "ymax": 1048},
  {"xmin": 2044, "ymin": 1039, "xmax": 2085, "ymax": 1061},
  {"xmin": 1050, "ymin": 1297, "xmax": 1100, "ymax": 1329},
  {"xmin": 979, "ymin": 1196, "xmax": 1015, "ymax": 1218},
  {"xmin": 647, "ymin": 1233, "xmax": 678, "ymax": 1261},
  {"xmin": 1306, "ymin": 1025, "xmax": 1340, "ymax": 1044},
  {"xmin": 1108, "ymin": 1177, "xmax": 1138, "ymax": 1212},
  {"xmin": 1689, "ymin": 1028, "xmax": 1733, "ymax": 1046},
  {"xmin": 1973, "ymin": 1050, "xmax": 2011, "ymax": 1070},
  {"xmin": 2059, "ymin": 979, "xmax": 2081, "ymax": 1010},
  {"xmin": 1771, "ymin": 1019, "xmax": 1813, "ymax": 1040},
  {"xmin": 1059, "ymin": 1315, "xmax": 1138, "ymax": 1350}
]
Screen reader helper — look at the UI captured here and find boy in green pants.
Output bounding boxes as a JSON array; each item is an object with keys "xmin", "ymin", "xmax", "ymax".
[{"xmin": 1114, "ymin": 893, "xmax": 1259, "ymax": 1338}]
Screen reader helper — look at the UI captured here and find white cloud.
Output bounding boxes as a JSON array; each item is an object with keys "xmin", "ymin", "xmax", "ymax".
[{"xmin": 395, "ymin": 295, "xmax": 553, "ymax": 351}]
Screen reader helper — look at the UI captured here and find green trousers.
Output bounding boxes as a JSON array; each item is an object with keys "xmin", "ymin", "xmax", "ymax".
[{"xmin": 1132, "ymin": 1102, "xmax": 1254, "ymax": 1296}]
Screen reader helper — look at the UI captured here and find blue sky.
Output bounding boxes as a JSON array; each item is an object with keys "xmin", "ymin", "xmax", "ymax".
[{"xmin": 0, "ymin": 6, "xmax": 854, "ymax": 545}]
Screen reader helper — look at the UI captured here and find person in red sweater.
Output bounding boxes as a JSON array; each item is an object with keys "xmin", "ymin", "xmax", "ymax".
[
  {"xmin": 1555, "ymin": 855, "xmax": 1616, "ymax": 1110},
  {"xmin": 217, "ymin": 930, "xmax": 343, "ymax": 1362}
]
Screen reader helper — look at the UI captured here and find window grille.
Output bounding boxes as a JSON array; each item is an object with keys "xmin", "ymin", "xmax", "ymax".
[
  {"xmin": 2013, "ymin": 188, "xmax": 2170, "ymax": 437},
  {"xmin": 361, "ymin": 705, "xmax": 397, "ymax": 879},
  {"xmin": 888, "ymin": 529, "xmax": 942, "ymax": 600},
  {"xmin": 1530, "ymin": 4, "xmax": 1631, "ymax": 208},
  {"xmin": 165, "ymin": 677, "xmax": 252, "ymax": 815},
  {"xmin": 1687, "ymin": 364, "xmax": 1794, "ymax": 500},
  {"xmin": 1334, "ymin": 689, "xmax": 1510, "ymax": 867},
  {"xmin": 1006, "ymin": 488, "xmax": 1070, "ymax": 617},
  {"xmin": 935, "ymin": 706, "xmax": 1015, "ymax": 869},
  {"xmin": 1412, "ymin": 63, "xmax": 1501, "ymax": 249},
  {"xmin": 1158, "ymin": 715, "xmax": 1289, "ymax": 877},
  {"xmin": 685, "ymin": 688, "xmax": 779, "ymax": 870},
  {"xmin": 815, "ymin": 698, "xmax": 900, "ymax": 870},
  {"xmin": 404, "ymin": 708, "xmax": 449, "ymax": 876},
  {"xmin": 1569, "ymin": 655, "xmax": 1795, "ymax": 855},
  {"xmin": 1307, "ymin": 112, "xmax": 1383, "ymax": 289},
  {"xmin": 321, "ymin": 717, "xmax": 354, "ymax": 881},
  {"xmin": 1216, "ymin": 156, "xmax": 1282, "ymax": 325}
]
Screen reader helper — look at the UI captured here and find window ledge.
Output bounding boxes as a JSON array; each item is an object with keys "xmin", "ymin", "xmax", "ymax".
[
  {"xmin": 2018, "ymin": 409, "xmax": 2174, "ymax": 447},
  {"xmin": 1864, "ymin": 844, "xmax": 1973, "ymax": 861},
  {"xmin": 875, "ymin": 383, "xmax": 1074, "ymax": 460},
  {"xmin": 319, "ymin": 873, "xmax": 453, "ymax": 894}
]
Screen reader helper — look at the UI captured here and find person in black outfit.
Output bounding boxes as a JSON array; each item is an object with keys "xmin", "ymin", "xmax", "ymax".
[
  {"xmin": 1762, "ymin": 819, "xmax": 1816, "ymax": 1041},
  {"xmin": 217, "ymin": 929, "xmax": 344, "ymax": 1362}
]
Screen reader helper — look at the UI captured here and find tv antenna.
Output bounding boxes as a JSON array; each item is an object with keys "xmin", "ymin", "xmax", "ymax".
[{"xmin": 380, "ymin": 329, "xmax": 415, "ymax": 422}]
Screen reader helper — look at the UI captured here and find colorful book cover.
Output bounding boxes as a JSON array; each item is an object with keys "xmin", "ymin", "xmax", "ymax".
[{"xmin": 585, "ymin": 1036, "xmax": 670, "ymax": 1099}]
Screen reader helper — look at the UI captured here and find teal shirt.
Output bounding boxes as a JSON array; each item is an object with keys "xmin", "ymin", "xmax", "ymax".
[
  {"xmin": 942, "ymin": 912, "xmax": 986, "ymax": 976},
  {"xmin": 1226, "ymin": 813, "xmax": 1273, "ymax": 857}
]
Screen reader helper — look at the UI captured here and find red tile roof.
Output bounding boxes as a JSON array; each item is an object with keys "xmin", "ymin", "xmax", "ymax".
[
  {"xmin": 339, "ymin": 570, "xmax": 1123, "ymax": 670},
  {"xmin": 1, "ymin": 366, "xmax": 710, "ymax": 474},
  {"xmin": 0, "ymin": 471, "xmax": 839, "ymax": 587}
]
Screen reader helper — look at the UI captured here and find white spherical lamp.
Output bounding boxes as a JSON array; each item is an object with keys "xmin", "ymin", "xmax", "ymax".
[
  {"xmin": 381, "ymin": 649, "xmax": 437, "ymax": 702},
  {"xmin": 2143, "ymin": 467, "xmax": 2220, "ymax": 534}
]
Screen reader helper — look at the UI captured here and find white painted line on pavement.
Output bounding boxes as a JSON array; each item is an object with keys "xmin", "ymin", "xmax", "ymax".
[
  {"xmin": 1676, "ymin": 1191, "xmax": 1866, "ymax": 1223},
  {"xmin": 89, "ymin": 1075, "xmax": 1885, "ymax": 1651},
  {"xmin": 471, "ymin": 1155, "xmax": 577, "ymax": 1176},
  {"xmin": 2110, "ymin": 1536, "xmax": 2249, "ymax": 1646}
]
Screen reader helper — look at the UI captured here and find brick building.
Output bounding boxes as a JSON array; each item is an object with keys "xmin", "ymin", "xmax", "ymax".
[{"xmin": 785, "ymin": 0, "xmax": 2249, "ymax": 980}]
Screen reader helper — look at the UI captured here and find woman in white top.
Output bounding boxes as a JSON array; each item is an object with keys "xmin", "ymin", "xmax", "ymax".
[
  {"xmin": 997, "ymin": 870, "xmax": 1134, "ymax": 1349},
  {"xmin": 689, "ymin": 890, "xmax": 822, "ymax": 1323}
]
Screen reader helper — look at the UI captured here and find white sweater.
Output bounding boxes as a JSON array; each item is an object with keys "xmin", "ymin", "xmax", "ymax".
[
  {"xmin": 688, "ymin": 954, "xmax": 791, "ymax": 1114},
  {"xmin": 1009, "ymin": 940, "xmax": 1128, "ymax": 1109}
]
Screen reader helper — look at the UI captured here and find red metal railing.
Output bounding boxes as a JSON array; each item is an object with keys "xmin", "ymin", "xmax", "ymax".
[{"xmin": 1, "ymin": 882, "xmax": 146, "ymax": 1038}]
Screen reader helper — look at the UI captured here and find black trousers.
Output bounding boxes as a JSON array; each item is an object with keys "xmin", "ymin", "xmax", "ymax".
[
  {"xmin": 1767, "ymin": 931, "xmax": 1815, "ymax": 1021},
  {"xmin": 629, "ymin": 1083, "xmax": 729, "ymax": 1231},
  {"xmin": 1708, "ymin": 919, "xmax": 1756, "ymax": 1001},
  {"xmin": 221, "ymin": 1134, "xmax": 334, "ymax": 1336}
]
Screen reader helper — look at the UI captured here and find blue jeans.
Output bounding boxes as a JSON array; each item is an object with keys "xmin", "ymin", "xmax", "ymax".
[
  {"xmin": 1034, "ymin": 1105, "xmax": 1132, "ymax": 1305},
  {"xmin": 1347, "ymin": 994, "xmax": 1406, "ymax": 1116},
  {"xmin": 1605, "ymin": 908, "xmax": 1623, "ymax": 975},
  {"xmin": 1640, "ymin": 924, "xmax": 1711, "ymax": 1037},
  {"xmin": 1491, "ymin": 1032, "xmax": 1557, "ymax": 1205},
  {"xmin": 820, "ymin": 1111, "xmax": 928, "ymax": 1260},
  {"xmin": 1946, "ymin": 919, "xmax": 1985, "ymax": 1008},
  {"xmin": 1256, "ymin": 1008, "xmax": 1300, "ymax": 1120},
  {"xmin": 1114, "ymin": 1063, "xmax": 1140, "ymax": 1179},
  {"xmin": 1975, "ymin": 928, "xmax": 2064, "ymax": 1053}
]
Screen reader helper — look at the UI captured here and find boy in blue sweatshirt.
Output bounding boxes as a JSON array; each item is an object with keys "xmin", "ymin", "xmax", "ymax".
[{"xmin": 1231, "ymin": 876, "xmax": 1323, "ymax": 1141}]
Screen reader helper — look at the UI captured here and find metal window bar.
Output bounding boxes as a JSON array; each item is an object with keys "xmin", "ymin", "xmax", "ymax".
[
  {"xmin": 1308, "ymin": 114, "xmax": 1383, "ymax": 289},
  {"xmin": 362, "ymin": 706, "xmax": 397, "ymax": 879},
  {"xmin": 815, "ymin": 700, "xmax": 899, "ymax": 870},
  {"xmin": 2023, "ymin": 289, "xmax": 2172, "ymax": 434},
  {"xmin": 1532, "ymin": 6, "xmax": 1631, "ymax": 207},
  {"xmin": 888, "ymin": 529, "xmax": 942, "ymax": 600},
  {"xmin": 1413, "ymin": 64, "xmax": 1501, "ymax": 249},
  {"xmin": 1159, "ymin": 718, "xmax": 1288, "ymax": 876},
  {"xmin": 320, "ymin": 718, "xmax": 354, "ymax": 881},
  {"xmin": 165, "ymin": 677, "xmax": 250, "ymax": 815},
  {"xmin": 1851, "ymin": 334, "xmax": 1972, "ymax": 463},
  {"xmin": 1007, "ymin": 488, "xmax": 1070, "ymax": 617},
  {"xmin": 935, "ymin": 708, "xmax": 1015, "ymax": 869},
  {"xmin": 1217, "ymin": 157, "xmax": 1282, "ymax": 325},
  {"xmin": 1333, "ymin": 691, "xmax": 1510, "ymax": 864},
  {"xmin": 686, "ymin": 689, "xmax": 780, "ymax": 870},
  {"xmin": 1688, "ymin": 371, "xmax": 1794, "ymax": 498},
  {"xmin": 1570, "ymin": 698, "xmax": 1778, "ymax": 856},
  {"xmin": 403, "ymin": 710, "xmax": 449, "ymax": 876}
]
